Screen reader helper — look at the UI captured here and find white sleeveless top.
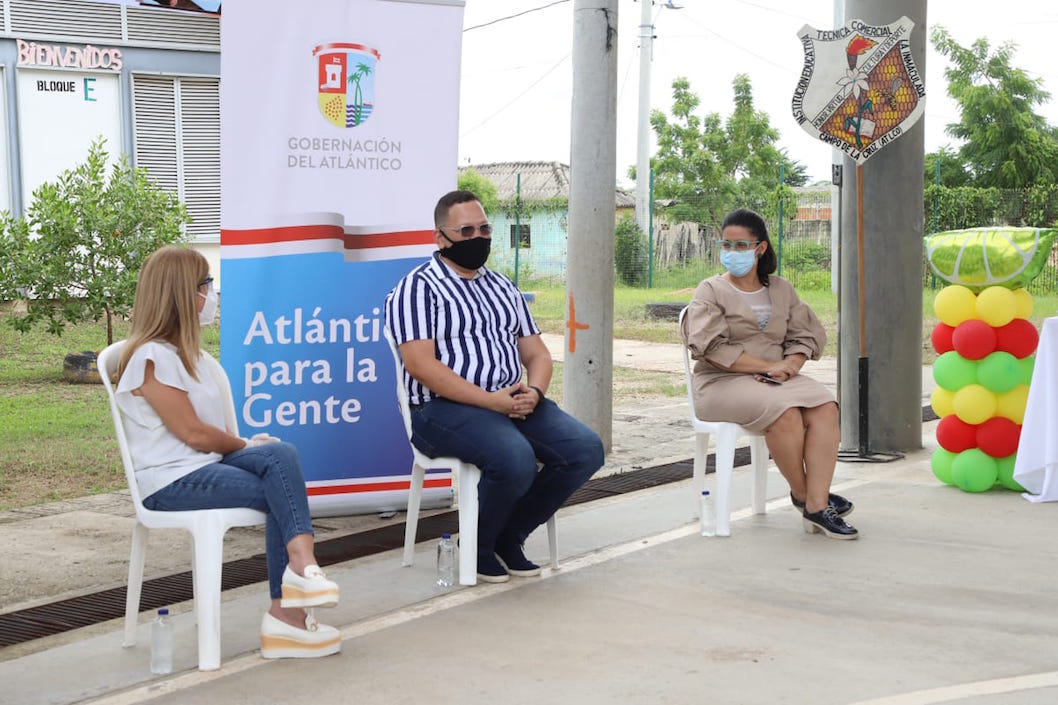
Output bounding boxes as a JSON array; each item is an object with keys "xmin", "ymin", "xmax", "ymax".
[{"xmin": 116, "ymin": 341, "xmax": 225, "ymax": 498}]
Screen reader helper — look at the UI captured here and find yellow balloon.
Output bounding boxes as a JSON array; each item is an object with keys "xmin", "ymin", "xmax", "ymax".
[
  {"xmin": 1013, "ymin": 288, "xmax": 1034, "ymax": 319},
  {"xmin": 975, "ymin": 286, "xmax": 1017, "ymax": 327},
  {"xmin": 952, "ymin": 384, "xmax": 997, "ymax": 425},
  {"xmin": 996, "ymin": 384, "xmax": 1030, "ymax": 424},
  {"xmin": 935, "ymin": 285, "xmax": 977, "ymax": 326},
  {"xmin": 931, "ymin": 387, "xmax": 955, "ymax": 418}
]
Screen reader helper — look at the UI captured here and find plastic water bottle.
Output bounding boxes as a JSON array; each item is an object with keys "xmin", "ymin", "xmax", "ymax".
[
  {"xmin": 699, "ymin": 490, "xmax": 716, "ymax": 537},
  {"xmin": 150, "ymin": 608, "xmax": 173, "ymax": 674},
  {"xmin": 436, "ymin": 533, "xmax": 455, "ymax": 587}
]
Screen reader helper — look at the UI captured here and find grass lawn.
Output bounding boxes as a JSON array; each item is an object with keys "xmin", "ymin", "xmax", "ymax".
[{"xmin": 2, "ymin": 284, "xmax": 1056, "ymax": 511}]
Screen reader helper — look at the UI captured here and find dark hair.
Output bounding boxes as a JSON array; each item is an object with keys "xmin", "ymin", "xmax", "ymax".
[
  {"xmin": 434, "ymin": 190, "xmax": 481, "ymax": 227},
  {"xmin": 721, "ymin": 208, "xmax": 777, "ymax": 286}
]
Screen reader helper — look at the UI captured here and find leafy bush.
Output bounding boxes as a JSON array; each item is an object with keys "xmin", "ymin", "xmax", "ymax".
[
  {"xmin": 615, "ymin": 215, "xmax": 648, "ymax": 286},
  {"xmin": 0, "ymin": 138, "xmax": 190, "ymax": 346}
]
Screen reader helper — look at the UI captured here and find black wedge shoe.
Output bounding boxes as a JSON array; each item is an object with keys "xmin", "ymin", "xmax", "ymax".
[
  {"xmin": 802, "ymin": 506, "xmax": 859, "ymax": 540},
  {"xmin": 790, "ymin": 492, "xmax": 854, "ymax": 518}
]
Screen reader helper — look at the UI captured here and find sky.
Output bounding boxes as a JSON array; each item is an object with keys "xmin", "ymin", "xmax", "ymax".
[{"xmin": 457, "ymin": 0, "xmax": 1058, "ymax": 186}]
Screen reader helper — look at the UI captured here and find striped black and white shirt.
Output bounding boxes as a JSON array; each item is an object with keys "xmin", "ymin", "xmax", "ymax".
[{"xmin": 385, "ymin": 252, "xmax": 540, "ymax": 405}]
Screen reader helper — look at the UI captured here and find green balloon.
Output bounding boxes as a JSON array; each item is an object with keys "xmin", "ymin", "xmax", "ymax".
[
  {"xmin": 996, "ymin": 454, "xmax": 1026, "ymax": 492},
  {"xmin": 931, "ymin": 448, "xmax": 957, "ymax": 486},
  {"xmin": 1019, "ymin": 355, "xmax": 1035, "ymax": 386},
  {"xmin": 951, "ymin": 448, "xmax": 998, "ymax": 492},
  {"xmin": 977, "ymin": 351, "xmax": 1021, "ymax": 393},
  {"xmin": 933, "ymin": 351, "xmax": 978, "ymax": 391}
]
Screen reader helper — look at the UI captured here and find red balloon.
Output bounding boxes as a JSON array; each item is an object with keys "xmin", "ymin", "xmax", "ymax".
[
  {"xmin": 952, "ymin": 319, "xmax": 997, "ymax": 360},
  {"xmin": 995, "ymin": 318, "xmax": 1039, "ymax": 359},
  {"xmin": 976, "ymin": 417, "xmax": 1022, "ymax": 458},
  {"xmin": 931, "ymin": 323, "xmax": 955, "ymax": 354},
  {"xmin": 937, "ymin": 415, "xmax": 978, "ymax": 453}
]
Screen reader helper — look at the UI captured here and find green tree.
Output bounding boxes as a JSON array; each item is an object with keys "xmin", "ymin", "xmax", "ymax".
[
  {"xmin": 642, "ymin": 75, "xmax": 804, "ymax": 228},
  {"xmin": 614, "ymin": 214, "xmax": 648, "ymax": 286},
  {"xmin": 457, "ymin": 167, "xmax": 499, "ymax": 214},
  {"xmin": 931, "ymin": 27, "xmax": 1058, "ymax": 188},
  {"xmin": 0, "ymin": 138, "xmax": 191, "ymax": 346},
  {"xmin": 924, "ymin": 145, "xmax": 972, "ymax": 187}
]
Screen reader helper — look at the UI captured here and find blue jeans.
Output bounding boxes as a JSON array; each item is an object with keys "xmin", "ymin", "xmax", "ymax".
[
  {"xmin": 410, "ymin": 398, "xmax": 604, "ymax": 559},
  {"xmin": 142, "ymin": 442, "xmax": 314, "ymax": 599}
]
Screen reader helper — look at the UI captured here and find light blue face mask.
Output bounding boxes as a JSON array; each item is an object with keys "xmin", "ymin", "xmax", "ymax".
[{"xmin": 720, "ymin": 249, "xmax": 757, "ymax": 277}]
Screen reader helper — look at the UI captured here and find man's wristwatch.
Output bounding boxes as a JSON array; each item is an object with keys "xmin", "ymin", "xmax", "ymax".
[{"xmin": 529, "ymin": 385, "xmax": 546, "ymax": 402}]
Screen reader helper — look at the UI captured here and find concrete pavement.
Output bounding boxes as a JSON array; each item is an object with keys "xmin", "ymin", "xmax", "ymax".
[{"xmin": 6, "ymin": 338, "xmax": 1058, "ymax": 705}]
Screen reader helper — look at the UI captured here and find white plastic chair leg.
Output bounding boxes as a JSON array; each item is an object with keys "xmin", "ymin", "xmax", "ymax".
[
  {"xmin": 190, "ymin": 518, "xmax": 225, "ymax": 672},
  {"xmin": 122, "ymin": 523, "xmax": 149, "ymax": 648},
  {"xmin": 457, "ymin": 464, "xmax": 480, "ymax": 586},
  {"xmin": 402, "ymin": 464, "xmax": 426, "ymax": 567},
  {"xmin": 692, "ymin": 432, "xmax": 711, "ymax": 517},
  {"xmin": 713, "ymin": 425, "xmax": 738, "ymax": 537},
  {"xmin": 546, "ymin": 515, "xmax": 558, "ymax": 569},
  {"xmin": 751, "ymin": 437, "xmax": 769, "ymax": 515}
]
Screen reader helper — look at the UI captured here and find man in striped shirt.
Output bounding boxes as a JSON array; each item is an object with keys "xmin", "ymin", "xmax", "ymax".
[{"xmin": 385, "ymin": 190, "xmax": 604, "ymax": 583}]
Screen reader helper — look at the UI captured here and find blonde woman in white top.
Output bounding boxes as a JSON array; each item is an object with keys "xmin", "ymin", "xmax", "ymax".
[{"xmin": 116, "ymin": 246, "xmax": 341, "ymax": 657}]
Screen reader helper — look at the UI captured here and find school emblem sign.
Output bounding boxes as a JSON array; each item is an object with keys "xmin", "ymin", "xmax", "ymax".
[
  {"xmin": 791, "ymin": 17, "xmax": 925, "ymax": 163},
  {"xmin": 314, "ymin": 42, "xmax": 379, "ymax": 128}
]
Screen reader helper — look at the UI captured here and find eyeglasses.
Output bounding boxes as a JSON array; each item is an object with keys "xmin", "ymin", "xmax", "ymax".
[
  {"xmin": 439, "ymin": 223, "xmax": 493, "ymax": 239},
  {"xmin": 717, "ymin": 239, "xmax": 760, "ymax": 252},
  {"xmin": 198, "ymin": 276, "xmax": 214, "ymax": 292}
]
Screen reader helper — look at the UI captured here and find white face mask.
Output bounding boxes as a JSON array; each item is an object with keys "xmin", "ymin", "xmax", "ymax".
[{"xmin": 198, "ymin": 289, "xmax": 218, "ymax": 326}]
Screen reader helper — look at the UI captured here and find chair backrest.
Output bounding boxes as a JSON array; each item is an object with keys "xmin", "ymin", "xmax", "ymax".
[
  {"xmin": 678, "ymin": 306, "xmax": 699, "ymax": 419},
  {"xmin": 97, "ymin": 340, "xmax": 240, "ymax": 513},
  {"xmin": 382, "ymin": 326, "xmax": 415, "ymax": 442}
]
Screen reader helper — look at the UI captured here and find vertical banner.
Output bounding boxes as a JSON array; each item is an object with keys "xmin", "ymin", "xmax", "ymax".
[{"xmin": 221, "ymin": 0, "xmax": 465, "ymax": 515}]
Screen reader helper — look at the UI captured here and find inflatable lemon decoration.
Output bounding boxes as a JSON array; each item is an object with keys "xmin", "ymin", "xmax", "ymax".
[{"xmin": 925, "ymin": 227, "xmax": 1055, "ymax": 292}]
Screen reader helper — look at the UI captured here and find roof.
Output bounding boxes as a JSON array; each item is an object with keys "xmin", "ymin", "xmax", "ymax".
[{"xmin": 461, "ymin": 161, "xmax": 635, "ymax": 208}]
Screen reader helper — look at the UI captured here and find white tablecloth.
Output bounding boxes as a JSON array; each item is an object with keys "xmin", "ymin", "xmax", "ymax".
[{"xmin": 1013, "ymin": 316, "xmax": 1058, "ymax": 502}]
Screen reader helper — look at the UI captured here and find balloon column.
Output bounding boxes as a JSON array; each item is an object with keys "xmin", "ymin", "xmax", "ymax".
[
  {"xmin": 925, "ymin": 226, "xmax": 1053, "ymax": 493},
  {"xmin": 930, "ymin": 286, "xmax": 1037, "ymax": 492}
]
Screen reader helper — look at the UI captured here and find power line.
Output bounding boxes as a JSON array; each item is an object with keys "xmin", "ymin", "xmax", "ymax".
[
  {"xmin": 463, "ymin": 0, "xmax": 569, "ymax": 33},
  {"xmin": 460, "ymin": 52, "xmax": 571, "ymax": 137}
]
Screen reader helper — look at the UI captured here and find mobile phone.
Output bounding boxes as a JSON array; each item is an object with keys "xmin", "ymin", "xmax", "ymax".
[{"xmin": 755, "ymin": 373, "xmax": 783, "ymax": 385}]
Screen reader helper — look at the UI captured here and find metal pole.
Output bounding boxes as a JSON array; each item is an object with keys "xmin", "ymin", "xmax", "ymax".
[
  {"xmin": 514, "ymin": 172, "xmax": 521, "ymax": 288},
  {"xmin": 634, "ymin": 0, "xmax": 653, "ymax": 237},
  {"xmin": 567, "ymin": 0, "xmax": 618, "ymax": 448},
  {"xmin": 648, "ymin": 168, "xmax": 654, "ymax": 288}
]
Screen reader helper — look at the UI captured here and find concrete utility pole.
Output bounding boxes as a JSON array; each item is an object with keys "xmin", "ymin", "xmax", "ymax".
[
  {"xmin": 837, "ymin": 0, "xmax": 928, "ymax": 452},
  {"xmin": 566, "ymin": 0, "xmax": 618, "ymax": 449},
  {"xmin": 635, "ymin": 0, "xmax": 653, "ymax": 237}
]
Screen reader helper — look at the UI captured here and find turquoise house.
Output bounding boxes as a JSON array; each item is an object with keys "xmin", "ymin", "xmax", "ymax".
[{"xmin": 460, "ymin": 161, "xmax": 634, "ymax": 284}]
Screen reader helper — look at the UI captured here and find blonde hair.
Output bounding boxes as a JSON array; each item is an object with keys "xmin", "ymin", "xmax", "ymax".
[{"xmin": 118, "ymin": 246, "xmax": 209, "ymax": 381}]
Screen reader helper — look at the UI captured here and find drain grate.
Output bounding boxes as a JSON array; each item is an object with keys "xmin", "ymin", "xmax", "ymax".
[{"xmin": 0, "ymin": 404, "xmax": 934, "ymax": 649}]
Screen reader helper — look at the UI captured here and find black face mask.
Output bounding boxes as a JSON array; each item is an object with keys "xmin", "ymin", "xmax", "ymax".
[{"xmin": 439, "ymin": 233, "xmax": 491, "ymax": 270}]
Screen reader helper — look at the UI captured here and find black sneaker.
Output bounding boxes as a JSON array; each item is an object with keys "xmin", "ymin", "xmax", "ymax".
[
  {"xmin": 495, "ymin": 540, "xmax": 542, "ymax": 577},
  {"xmin": 802, "ymin": 506, "xmax": 859, "ymax": 540},
  {"xmin": 476, "ymin": 553, "xmax": 510, "ymax": 583},
  {"xmin": 790, "ymin": 492, "xmax": 854, "ymax": 518}
]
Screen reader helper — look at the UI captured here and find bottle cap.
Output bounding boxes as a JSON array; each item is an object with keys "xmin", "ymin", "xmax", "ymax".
[
  {"xmin": 159, "ymin": 608, "xmax": 169, "ymax": 616},
  {"xmin": 441, "ymin": 533, "xmax": 451, "ymax": 539}
]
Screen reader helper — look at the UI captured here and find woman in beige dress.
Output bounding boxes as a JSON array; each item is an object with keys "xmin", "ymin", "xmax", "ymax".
[{"xmin": 681, "ymin": 208, "xmax": 857, "ymax": 539}]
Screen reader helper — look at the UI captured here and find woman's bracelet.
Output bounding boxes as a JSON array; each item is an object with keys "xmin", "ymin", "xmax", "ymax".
[{"xmin": 529, "ymin": 385, "xmax": 546, "ymax": 402}]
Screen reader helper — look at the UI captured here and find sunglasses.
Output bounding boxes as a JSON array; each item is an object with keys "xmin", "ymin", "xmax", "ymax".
[
  {"xmin": 440, "ymin": 223, "xmax": 493, "ymax": 239},
  {"xmin": 198, "ymin": 276, "xmax": 214, "ymax": 291}
]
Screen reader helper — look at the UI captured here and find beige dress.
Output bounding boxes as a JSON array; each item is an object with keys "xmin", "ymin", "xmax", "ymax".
[{"xmin": 680, "ymin": 275, "xmax": 835, "ymax": 432}]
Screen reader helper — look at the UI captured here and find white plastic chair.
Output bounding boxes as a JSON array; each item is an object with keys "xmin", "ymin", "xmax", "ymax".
[
  {"xmin": 679, "ymin": 307, "xmax": 770, "ymax": 536},
  {"xmin": 383, "ymin": 328, "xmax": 557, "ymax": 586},
  {"xmin": 98, "ymin": 341, "xmax": 266, "ymax": 671}
]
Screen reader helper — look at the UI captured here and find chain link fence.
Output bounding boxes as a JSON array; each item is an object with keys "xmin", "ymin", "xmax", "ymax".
[{"xmin": 484, "ymin": 178, "xmax": 1058, "ymax": 295}]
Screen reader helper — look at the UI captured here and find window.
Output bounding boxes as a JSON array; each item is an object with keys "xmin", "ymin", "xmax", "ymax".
[{"xmin": 510, "ymin": 223, "xmax": 531, "ymax": 249}]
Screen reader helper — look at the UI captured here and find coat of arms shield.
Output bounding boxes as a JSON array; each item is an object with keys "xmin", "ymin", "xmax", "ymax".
[
  {"xmin": 791, "ymin": 17, "xmax": 925, "ymax": 163},
  {"xmin": 314, "ymin": 42, "xmax": 380, "ymax": 128}
]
